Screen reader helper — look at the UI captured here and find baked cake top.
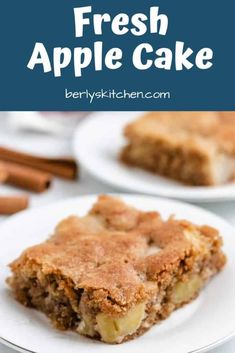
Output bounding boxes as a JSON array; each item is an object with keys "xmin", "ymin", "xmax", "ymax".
[
  {"xmin": 10, "ymin": 195, "xmax": 223, "ymax": 314},
  {"xmin": 124, "ymin": 112, "xmax": 235, "ymax": 155}
]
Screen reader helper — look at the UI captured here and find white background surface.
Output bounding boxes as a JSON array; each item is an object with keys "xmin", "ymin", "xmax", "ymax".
[{"xmin": 0, "ymin": 116, "xmax": 235, "ymax": 353}]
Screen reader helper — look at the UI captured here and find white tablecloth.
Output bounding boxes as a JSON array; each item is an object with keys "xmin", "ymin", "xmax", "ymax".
[{"xmin": 0, "ymin": 118, "xmax": 235, "ymax": 353}]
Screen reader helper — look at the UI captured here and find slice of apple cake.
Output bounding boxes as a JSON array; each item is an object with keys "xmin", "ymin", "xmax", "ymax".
[
  {"xmin": 120, "ymin": 111, "xmax": 235, "ymax": 186},
  {"xmin": 8, "ymin": 195, "xmax": 226, "ymax": 344}
]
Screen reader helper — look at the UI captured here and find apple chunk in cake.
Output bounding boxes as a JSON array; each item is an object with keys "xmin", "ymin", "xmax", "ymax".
[
  {"xmin": 120, "ymin": 111, "xmax": 235, "ymax": 186},
  {"xmin": 8, "ymin": 195, "xmax": 226, "ymax": 344}
]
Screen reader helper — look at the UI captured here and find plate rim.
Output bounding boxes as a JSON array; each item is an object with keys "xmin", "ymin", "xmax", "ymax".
[
  {"xmin": 72, "ymin": 112, "xmax": 235, "ymax": 203},
  {"xmin": 1, "ymin": 331, "xmax": 235, "ymax": 353},
  {"xmin": 1, "ymin": 193, "xmax": 235, "ymax": 353}
]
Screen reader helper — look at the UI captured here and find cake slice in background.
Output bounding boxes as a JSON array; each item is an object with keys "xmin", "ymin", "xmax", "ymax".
[{"xmin": 120, "ymin": 112, "xmax": 235, "ymax": 186}]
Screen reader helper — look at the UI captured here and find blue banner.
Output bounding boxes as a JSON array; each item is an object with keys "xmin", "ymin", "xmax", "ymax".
[{"xmin": 0, "ymin": 1, "xmax": 233, "ymax": 110}]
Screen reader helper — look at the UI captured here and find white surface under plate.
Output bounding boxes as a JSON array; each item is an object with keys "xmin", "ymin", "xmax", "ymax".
[
  {"xmin": 73, "ymin": 112, "xmax": 235, "ymax": 202},
  {"xmin": 0, "ymin": 194, "xmax": 235, "ymax": 353}
]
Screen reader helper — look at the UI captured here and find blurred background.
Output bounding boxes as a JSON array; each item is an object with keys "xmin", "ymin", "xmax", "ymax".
[{"xmin": 0, "ymin": 111, "xmax": 235, "ymax": 221}]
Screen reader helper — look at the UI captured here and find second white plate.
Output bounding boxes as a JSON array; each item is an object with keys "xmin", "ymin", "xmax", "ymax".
[{"xmin": 73, "ymin": 112, "xmax": 235, "ymax": 202}]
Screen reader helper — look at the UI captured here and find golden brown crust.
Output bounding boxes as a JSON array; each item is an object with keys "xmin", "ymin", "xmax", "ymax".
[
  {"xmin": 124, "ymin": 112, "xmax": 235, "ymax": 154},
  {"xmin": 8, "ymin": 195, "xmax": 227, "ymax": 343}
]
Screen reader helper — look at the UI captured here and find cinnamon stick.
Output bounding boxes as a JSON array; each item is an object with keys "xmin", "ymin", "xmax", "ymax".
[
  {"xmin": 0, "ymin": 195, "xmax": 29, "ymax": 215},
  {"xmin": 0, "ymin": 163, "xmax": 8, "ymax": 182},
  {"xmin": 0, "ymin": 146, "xmax": 78, "ymax": 180},
  {"xmin": 2, "ymin": 161, "xmax": 52, "ymax": 193}
]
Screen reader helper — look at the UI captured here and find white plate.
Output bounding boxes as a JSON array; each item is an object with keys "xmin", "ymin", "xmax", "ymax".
[
  {"xmin": 0, "ymin": 194, "xmax": 235, "ymax": 353},
  {"xmin": 73, "ymin": 112, "xmax": 235, "ymax": 202}
]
